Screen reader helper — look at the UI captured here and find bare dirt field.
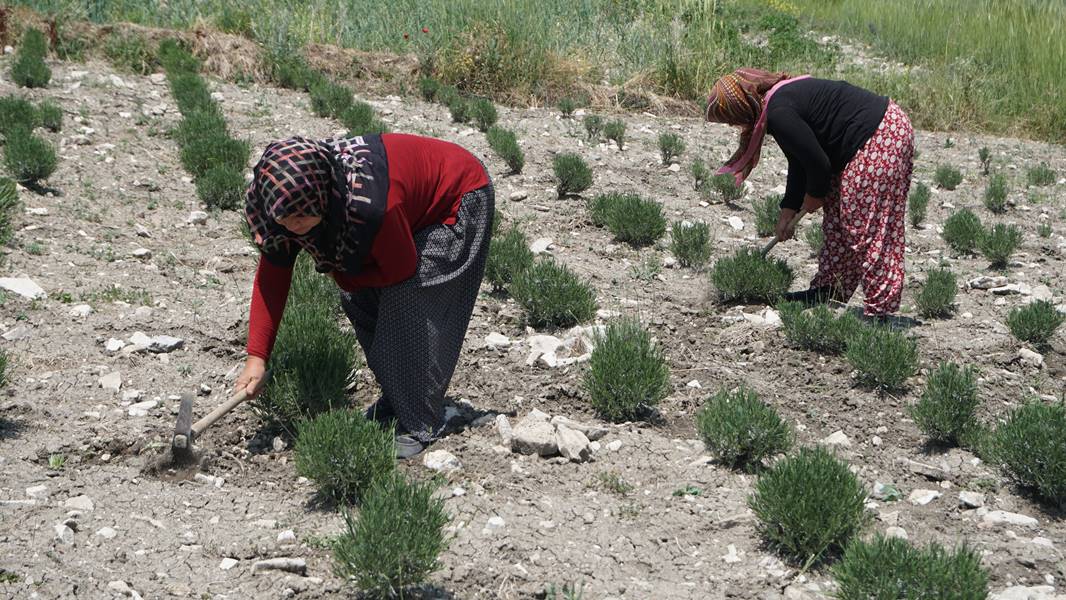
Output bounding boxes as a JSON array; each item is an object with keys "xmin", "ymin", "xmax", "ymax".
[{"xmin": 1, "ymin": 52, "xmax": 1064, "ymax": 599}]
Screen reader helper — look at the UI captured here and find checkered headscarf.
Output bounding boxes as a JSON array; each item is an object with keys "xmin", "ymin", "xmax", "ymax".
[
  {"xmin": 705, "ymin": 68, "xmax": 791, "ymax": 184},
  {"xmin": 246, "ymin": 135, "xmax": 388, "ymax": 273}
]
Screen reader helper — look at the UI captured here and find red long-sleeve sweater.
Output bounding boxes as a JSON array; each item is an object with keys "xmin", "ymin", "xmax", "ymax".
[{"xmin": 246, "ymin": 133, "xmax": 488, "ymax": 360}]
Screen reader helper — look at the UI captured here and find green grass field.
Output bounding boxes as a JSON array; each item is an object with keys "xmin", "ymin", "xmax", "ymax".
[{"xmin": 15, "ymin": 0, "xmax": 1064, "ymax": 141}]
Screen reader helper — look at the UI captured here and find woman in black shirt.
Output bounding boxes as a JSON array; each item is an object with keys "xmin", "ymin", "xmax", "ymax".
[{"xmin": 706, "ymin": 68, "xmax": 914, "ymax": 316}]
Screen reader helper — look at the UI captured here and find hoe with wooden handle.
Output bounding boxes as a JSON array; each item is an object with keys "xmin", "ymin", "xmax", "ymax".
[
  {"xmin": 761, "ymin": 209, "xmax": 807, "ymax": 256},
  {"xmin": 171, "ymin": 373, "xmax": 270, "ymax": 463}
]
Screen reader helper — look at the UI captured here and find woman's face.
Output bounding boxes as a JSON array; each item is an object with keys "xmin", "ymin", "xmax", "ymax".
[{"xmin": 276, "ymin": 214, "xmax": 322, "ymax": 235}]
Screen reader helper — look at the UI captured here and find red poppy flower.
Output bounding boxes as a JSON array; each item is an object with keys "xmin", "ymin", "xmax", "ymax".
[
  {"xmin": 403, "ymin": 33, "xmax": 409, "ymax": 40},
  {"xmin": 422, "ymin": 27, "xmax": 429, "ymax": 34}
]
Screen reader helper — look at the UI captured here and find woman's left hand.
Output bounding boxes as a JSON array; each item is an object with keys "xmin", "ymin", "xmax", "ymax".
[{"xmin": 802, "ymin": 194, "xmax": 824, "ymax": 213}]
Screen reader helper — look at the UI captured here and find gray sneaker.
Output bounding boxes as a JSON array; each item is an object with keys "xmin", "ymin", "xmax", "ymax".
[{"xmin": 394, "ymin": 434, "xmax": 425, "ymax": 459}]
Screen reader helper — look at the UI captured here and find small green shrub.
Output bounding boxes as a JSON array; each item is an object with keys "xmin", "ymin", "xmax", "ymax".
[
  {"xmin": 0, "ymin": 177, "xmax": 19, "ymax": 246},
  {"xmin": 983, "ymin": 173, "xmax": 1008, "ymax": 214},
  {"xmin": 910, "ymin": 362, "xmax": 979, "ymax": 446},
  {"xmin": 908, "ymin": 182, "xmax": 930, "ymax": 228},
  {"xmin": 690, "ymin": 159, "xmax": 710, "ymax": 191},
  {"xmin": 584, "ymin": 319, "xmax": 669, "ymax": 422},
  {"xmin": 804, "ymin": 223, "xmax": 824, "ymax": 254},
  {"xmin": 11, "ymin": 29, "xmax": 51, "ymax": 88},
  {"xmin": 434, "ymin": 85, "xmax": 460, "ymax": 107},
  {"xmin": 36, "ymin": 100, "xmax": 62, "ymax": 132},
  {"xmin": 992, "ymin": 400, "xmax": 1066, "ymax": 510},
  {"xmin": 486, "ymin": 126, "xmax": 524, "ymax": 174},
  {"xmin": 934, "ymin": 164, "xmax": 962, "ymax": 190},
  {"xmin": 942, "ymin": 209, "xmax": 983, "ymax": 254},
  {"xmin": 333, "ymin": 473, "xmax": 450, "ymax": 598},
  {"xmin": 845, "ymin": 326, "xmax": 919, "ymax": 391},
  {"xmin": 309, "ymin": 80, "xmax": 354, "ymax": 118},
  {"xmin": 510, "ymin": 258, "xmax": 598, "ymax": 329},
  {"xmin": 294, "ymin": 408, "xmax": 396, "ymax": 503},
  {"xmin": 1006, "ymin": 300, "xmax": 1064, "ymax": 348},
  {"xmin": 604, "ymin": 194, "xmax": 666, "ymax": 247},
  {"xmin": 3, "ymin": 130, "xmax": 57, "ymax": 184},
  {"xmin": 658, "ymin": 132, "xmax": 685, "ymax": 165},
  {"xmin": 915, "ymin": 267, "xmax": 957, "ymax": 319},
  {"xmin": 1027, "ymin": 162, "xmax": 1056, "ymax": 187},
  {"xmin": 470, "ymin": 98, "xmax": 498, "ymax": 132},
  {"xmin": 553, "ymin": 153, "xmax": 593, "ymax": 197},
  {"xmin": 447, "ymin": 96, "xmax": 471, "ymax": 123},
  {"xmin": 697, "ymin": 386, "xmax": 792, "ymax": 472},
  {"xmin": 711, "ymin": 249, "xmax": 794, "ymax": 304},
  {"xmin": 778, "ymin": 301, "xmax": 862, "ymax": 355},
  {"xmin": 180, "ymin": 134, "xmax": 249, "ymax": 178},
  {"xmin": 586, "ymin": 192, "xmax": 619, "ymax": 228},
  {"xmin": 195, "ymin": 166, "xmax": 246, "ymax": 211},
  {"xmin": 1038, "ymin": 222, "xmax": 1052, "ymax": 238},
  {"xmin": 978, "ymin": 146, "xmax": 991, "ymax": 176},
  {"xmin": 104, "ymin": 34, "xmax": 157, "ymax": 75},
  {"xmin": 557, "ymin": 97, "xmax": 576, "ymax": 117},
  {"xmin": 670, "ymin": 220, "xmax": 712, "ymax": 269},
  {"xmin": 418, "ymin": 77, "xmax": 440, "ymax": 102},
  {"xmin": 0, "ymin": 96, "xmax": 39, "ymax": 137},
  {"xmin": 749, "ymin": 446, "xmax": 867, "ymax": 568},
  {"xmin": 833, "ymin": 535, "xmax": 989, "ymax": 600},
  {"xmin": 603, "ymin": 119, "xmax": 626, "ymax": 149},
  {"xmin": 158, "ymin": 39, "xmax": 200, "ymax": 74},
  {"xmin": 175, "ymin": 109, "xmax": 228, "ymax": 147},
  {"xmin": 754, "ymin": 194, "xmax": 780, "ymax": 237},
  {"xmin": 979, "ymin": 223, "xmax": 1022, "ymax": 269},
  {"xmin": 339, "ymin": 101, "xmax": 376, "ymax": 133},
  {"xmin": 485, "ymin": 224, "xmax": 534, "ymax": 290},
  {"xmin": 710, "ymin": 173, "xmax": 744, "ymax": 203},
  {"xmin": 270, "ymin": 54, "xmax": 316, "ymax": 90},
  {"xmin": 583, "ymin": 114, "xmax": 604, "ymax": 141},
  {"xmin": 168, "ymin": 72, "xmax": 215, "ymax": 115}
]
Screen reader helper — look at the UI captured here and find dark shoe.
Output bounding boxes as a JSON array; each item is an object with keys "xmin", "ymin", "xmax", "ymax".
[
  {"xmin": 364, "ymin": 398, "xmax": 396, "ymax": 426},
  {"xmin": 394, "ymin": 434, "xmax": 426, "ymax": 459},
  {"xmin": 782, "ymin": 285, "xmax": 844, "ymax": 307}
]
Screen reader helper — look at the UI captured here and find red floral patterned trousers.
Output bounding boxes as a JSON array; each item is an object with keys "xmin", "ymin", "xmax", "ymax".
[{"xmin": 812, "ymin": 102, "xmax": 914, "ymax": 316}]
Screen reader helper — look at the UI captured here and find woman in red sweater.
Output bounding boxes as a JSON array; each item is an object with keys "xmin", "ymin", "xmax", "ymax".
[{"xmin": 237, "ymin": 133, "xmax": 493, "ymax": 458}]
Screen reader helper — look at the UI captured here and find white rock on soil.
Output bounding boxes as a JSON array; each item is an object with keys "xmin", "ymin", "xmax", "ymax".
[
  {"xmin": 898, "ymin": 457, "xmax": 952, "ymax": 481},
  {"xmin": 969, "ymin": 275, "xmax": 1008, "ymax": 290},
  {"xmin": 820, "ymin": 430, "xmax": 851, "ymax": 447},
  {"xmin": 662, "ymin": 256, "xmax": 678, "ymax": 268},
  {"xmin": 122, "ymin": 389, "xmax": 143, "ymax": 402},
  {"xmin": 128, "ymin": 400, "xmax": 158, "ymax": 417},
  {"xmin": 1017, "ymin": 348, "xmax": 1044, "ymax": 369},
  {"xmin": 722, "ymin": 544, "xmax": 743, "ymax": 563},
  {"xmin": 0, "ymin": 277, "xmax": 46, "ymax": 299},
  {"xmin": 509, "ymin": 190, "xmax": 528, "ymax": 202},
  {"xmin": 64, "ymin": 495, "xmax": 94, "ymax": 511},
  {"xmin": 193, "ymin": 473, "xmax": 224, "ymax": 488},
  {"xmin": 131, "ymin": 248, "xmax": 152, "ymax": 259},
  {"xmin": 991, "ymin": 284, "xmax": 1023, "ymax": 296},
  {"xmin": 99, "ymin": 371, "xmax": 122, "ymax": 391},
  {"xmin": 686, "ymin": 379, "xmax": 702, "ymax": 389},
  {"xmin": 188, "ymin": 211, "xmax": 209, "ymax": 225},
  {"xmin": 219, "ymin": 557, "xmax": 238, "ymax": 570},
  {"xmin": 1, "ymin": 324, "xmax": 31, "ymax": 341},
  {"xmin": 277, "ymin": 530, "xmax": 297, "ymax": 544},
  {"xmin": 54, "ymin": 523, "xmax": 75, "ymax": 544},
  {"xmin": 26, "ymin": 484, "xmax": 48, "ymax": 499},
  {"xmin": 511, "ymin": 413, "xmax": 558, "ymax": 456},
  {"xmin": 95, "ymin": 527, "xmax": 117, "ymax": 540},
  {"xmin": 423, "ymin": 450, "xmax": 462, "ymax": 473},
  {"xmin": 149, "ymin": 335, "xmax": 184, "ymax": 353},
  {"xmin": 252, "ymin": 558, "xmax": 307, "ymax": 575},
  {"xmin": 495, "ymin": 414, "xmax": 513, "ymax": 445},
  {"xmin": 1030, "ymin": 285, "xmax": 1054, "ymax": 302},
  {"xmin": 482, "ymin": 516, "xmax": 506, "ymax": 535},
  {"xmin": 982, "ymin": 510, "xmax": 1038, "ymax": 528},
  {"xmin": 990, "ymin": 586, "xmax": 1061, "ymax": 600},
  {"xmin": 529, "ymin": 237, "xmax": 553, "ymax": 254},
  {"xmin": 555, "ymin": 425, "xmax": 591, "ymax": 462},
  {"xmin": 959, "ymin": 491, "xmax": 986, "ymax": 509},
  {"xmin": 129, "ymin": 332, "xmax": 152, "ymax": 346},
  {"xmin": 1031, "ymin": 537, "xmax": 1055, "ymax": 548},
  {"xmin": 551, "ymin": 415, "xmax": 608, "ymax": 441},
  {"xmin": 70, "ymin": 304, "xmax": 93, "ymax": 318},
  {"xmin": 606, "ymin": 439, "xmax": 623, "ymax": 452},
  {"xmin": 24, "ymin": 207, "xmax": 48, "ymax": 215},
  {"xmin": 885, "ymin": 526, "xmax": 908, "ymax": 540},
  {"xmin": 485, "ymin": 332, "xmax": 511, "ymax": 349},
  {"xmin": 908, "ymin": 489, "xmax": 941, "ymax": 505},
  {"xmin": 105, "ymin": 338, "xmax": 126, "ymax": 353},
  {"xmin": 727, "ymin": 216, "xmax": 744, "ymax": 230}
]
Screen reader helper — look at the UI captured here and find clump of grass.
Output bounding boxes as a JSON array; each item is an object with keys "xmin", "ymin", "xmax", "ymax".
[
  {"xmin": 697, "ymin": 386, "xmax": 792, "ymax": 472},
  {"xmin": 553, "ymin": 153, "xmax": 593, "ymax": 197},
  {"xmin": 603, "ymin": 119, "xmax": 626, "ymax": 150},
  {"xmin": 0, "ymin": 95, "xmax": 39, "ymax": 137},
  {"xmin": 3, "ymin": 130, "xmax": 57, "ymax": 184},
  {"xmin": 485, "ymin": 224, "xmax": 534, "ymax": 290},
  {"xmin": 586, "ymin": 192, "xmax": 617, "ymax": 228},
  {"xmin": 168, "ymin": 72, "xmax": 215, "ymax": 115},
  {"xmin": 418, "ymin": 77, "xmax": 440, "ymax": 102},
  {"xmin": 670, "ymin": 220, "xmax": 712, "ymax": 269},
  {"xmin": 447, "ymin": 96, "xmax": 471, "ymax": 123},
  {"xmin": 709, "ymin": 173, "xmax": 744, "ymax": 203},
  {"xmin": 909, "ymin": 362, "xmax": 979, "ymax": 446},
  {"xmin": 486, "ymin": 126, "xmax": 524, "ymax": 174},
  {"xmin": 983, "ymin": 173, "xmax": 1008, "ymax": 214},
  {"xmin": 992, "ymin": 400, "xmax": 1066, "ymax": 510},
  {"xmin": 942, "ymin": 208, "xmax": 983, "ymax": 254},
  {"xmin": 309, "ymin": 80, "xmax": 354, "ymax": 118},
  {"xmin": 711, "ymin": 249, "xmax": 794, "ymax": 304},
  {"xmin": 658, "ymin": 132, "xmax": 685, "ymax": 165},
  {"xmin": 583, "ymin": 114, "xmax": 604, "ymax": 141},
  {"xmin": 470, "ymin": 97, "xmax": 498, "ymax": 132},
  {"xmin": 333, "ymin": 473, "xmax": 450, "ymax": 598},
  {"xmin": 754, "ymin": 195, "xmax": 780, "ymax": 237},
  {"xmin": 915, "ymin": 267, "xmax": 957, "ymax": 319},
  {"xmin": 934, "ymin": 164, "xmax": 962, "ymax": 190},
  {"xmin": 340, "ymin": 101, "xmax": 377, "ymax": 133},
  {"xmin": 179, "ymin": 135, "xmax": 250, "ymax": 180},
  {"xmin": 749, "ymin": 446, "xmax": 867, "ymax": 568},
  {"xmin": 804, "ymin": 223, "xmax": 825, "ymax": 254},
  {"xmin": 778, "ymin": 301, "xmax": 863, "ymax": 355},
  {"xmin": 557, "ymin": 97, "xmax": 577, "ymax": 117},
  {"xmin": 1006, "ymin": 300, "xmax": 1064, "ymax": 349},
  {"xmin": 511, "ymin": 258, "xmax": 597, "ymax": 329},
  {"xmin": 1038, "ymin": 222, "xmax": 1052, "ymax": 238},
  {"xmin": 294, "ymin": 409, "xmax": 396, "ymax": 503},
  {"xmin": 833, "ymin": 535, "xmax": 989, "ymax": 600},
  {"xmin": 603, "ymin": 194, "xmax": 666, "ymax": 247},
  {"xmin": 158, "ymin": 39, "xmax": 200, "ymax": 74},
  {"xmin": 36, "ymin": 100, "xmax": 62, "ymax": 133},
  {"xmin": 584, "ymin": 319, "xmax": 669, "ymax": 422},
  {"xmin": 1027, "ymin": 162, "xmax": 1056, "ymax": 187},
  {"xmin": 690, "ymin": 159, "xmax": 710, "ymax": 191},
  {"xmin": 195, "ymin": 166, "xmax": 246, "ymax": 211},
  {"xmin": 104, "ymin": 34, "xmax": 158, "ymax": 75},
  {"xmin": 978, "ymin": 147, "xmax": 991, "ymax": 176},
  {"xmin": 845, "ymin": 326, "xmax": 919, "ymax": 391},
  {"xmin": 0, "ymin": 178, "xmax": 18, "ymax": 246},
  {"xmin": 11, "ymin": 29, "xmax": 51, "ymax": 88},
  {"xmin": 908, "ymin": 182, "xmax": 930, "ymax": 228},
  {"xmin": 979, "ymin": 223, "xmax": 1022, "ymax": 269}
]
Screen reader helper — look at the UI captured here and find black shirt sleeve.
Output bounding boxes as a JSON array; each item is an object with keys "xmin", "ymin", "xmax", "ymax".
[
  {"xmin": 781, "ymin": 156, "xmax": 807, "ymax": 212},
  {"xmin": 768, "ymin": 105, "xmax": 832, "ymax": 203}
]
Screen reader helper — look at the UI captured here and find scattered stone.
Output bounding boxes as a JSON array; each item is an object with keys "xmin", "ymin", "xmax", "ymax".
[
  {"xmin": 122, "ymin": 389, "xmax": 143, "ymax": 402},
  {"xmin": 0, "ymin": 276, "xmax": 46, "ymax": 299},
  {"xmin": 686, "ymin": 380, "xmax": 702, "ymax": 389},
  {"xmin": 821, "ymin": 430, "xmax": 851, "ymax": 447},
  {"xmin": 26, "ymin": 484, "xmax": 48, "ymax": 499},
  {"xmin": 107, "ymin": 580, "xmax": 143, "ymax": 599},
  {"xmin": 529, "ymin": 237, "xmax": 553, "ymax": 254},
  {"xmin": 482, "ymin": 516, "xmax": 506, "ymax": 535},
  {"xmin": 135, "ymin": 224, "xmax": 151, "ymax": 238},
  {"xmin": 662, "ymin": 256, "xmax": 678, "ymax": 268},
  {"xmin": 423, "ymin": 450, "xmax": 462, "ymax": 473},
  {"xmin": 131, "ymin": 248, "xmax": 152, "ymax": 259},
  {"xmin": 105, "ymin": 338, "xmax": 126, "ymax": 353},
  {"xmin": 1031, "ymin": 537, "xmax": 1054, "ymax": 549},
  {"xmin": 982, "ymin": 510, "xmax": 1038, "ymax": 528},
  {"xmin": 667, "ymin": 163, "xmax": 681, "ymax": 172},
  {"xmin": 551, "ymin": 415, "xmax": 608, "ymax": 441},
  {"xmin": 187, "ymin": 211, "xmax": 209, "ymax": 225},
  {"xmin": 109, "ymin": 74, "xmax": 127, "ymax": 88},
  {"xmin": 959, "ymin": 491, "xmax": 986, "ymax": 509},
  {"xmin": 606, "ymin": 439, "xmax": 623, "ymax": 452},
  {"xmin": 885, "ymin": 526, "xmax": 908, "ymax": 540},
  {"xmin": 555, "ymin": 425, "xmax": 591, "ymax": 463},
  {"xmin": 1017, "ymin": 348, "xmax": 1044, "ymax": 369},
  {"xmin": 2, "ymin": 325, "xmax": 31, "ymax": 341},
  {"xmin": 1030, "ymin": 285, "xmax": 1054, "ymax": 302},
  {"xmin": 727, "ymin": 216, "xmax": 744, "ymax": 231},
  {"xmin": 64, "ymin": 495, "xmax": 94, "ymax": 511},
  {"xmin": 219, "ymin": 557, "xmax": 238, "ymax": 570},
  {"xmin": 989, "ymin": 586, "xmax": 1060, "ymax": 600},
  {"xmin": 252, "ymin": 558, "xmax": 307, "ymax": 575},
  {"xmin": 495, "ymin": 414, "xmax": 513, "ymax": 445},
  {"xmin": 908, "ymin": 489, "xmax": 941, "ymax": 505},
  {"xmin": 898, "ymin": 457, "xmax": 952, "ymax": 481},
  {"xmin": 96, "ymin": 527, "xmax": 117, "ymax": 540},
  {"xmin": 193, "ymin": 473, "xmax": 224, "ymax": 488},
  {"xmin": 277, "ymin": 530, "xmax": 296, "ymax": 544},
  {"xmin": 969, "ymin": 275, "xmax": 1008, "ymax": 290},
  {"xmin": 871, "ymin": 435, "xmax": 882, "ymax": 446},
  {"xmin": 511, "ymin": 413, "xmax": 558, "ymax": 456},
  {"xmin": 509, "ymin": 190, "xmax": 528, "ymax": 202},
  {"xmin": 252, "ymin": 519, "xmax": 278, "ymax": 529},
  {"xmin": 272, "ymin": 436, "xmax": 286, "ymax": 452},
  {"xmin": 148, "ymin": 335, "xmax": 184, "ymax": 353},
  {"xmin": 596, "ymin": 309, "xmax": 621, "ymax": 319},
  {"xmin": 991, "ymin": 284, "xmax": 1022, "ymax": 296},
  {"xmin": 129, "ymin": 332, "xmax": 152, "ymax": 347},
  {"xmin": 128, "ymin": 400, "xmax": 158, "ymax": 417},
  {"xmin": 70, "ymin": 304, "xmax": 93, "ymax": 318},
  {"xmin": 54, "ymin": 523, "xmax": 75, "ymax": 544},
  {"xmin": 722, "ymin": 544, "xmax": 743, "ymax": 564},
  {"xmin": 485, "ymin": 332, "xmax": 511, "ymax": 349}
]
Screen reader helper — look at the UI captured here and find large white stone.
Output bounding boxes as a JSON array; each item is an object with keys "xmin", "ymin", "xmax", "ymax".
[
  {"xmin": 982, "ymin": 510, "xmax": 1038, "ymax": 528},
  {"xmin": 0, "ymin": 277, "xmax": 46, "ymax": 299},
  {"xmin": 555, "ymin": 425, "xmax": 591, "ymax": 462},
  {"xmin": 423, "ymin": 450, "xmax": 462, "ymax": 473},
  {"xmin": 485, "ymin": 332, "xmax": 511, "ymax": 349},
  {"xmin": 727, "ymin": 216, "xmax": 744, "ymax": 231},
  {"xmin": 821, "ymin": 430, "xmax": 851, "ymax": 447},
  {"xmin": 127, "ymin": 400, "xmax": 158, "ymax": 417},
  {"xmin": 64, "ymin": 495, "xmax": 94, "ymax": 512},
  {"xmin": 495, "ymin": 414, "xmax": 513, "ymax": 445},
  {"xmin": 908, "ymin": 489, "xmax": 941, "ymax": 505},
  {"xmin": 958, "ymin": 491, "xmax": 985, "ymax": 509},
  {"xmin": 99, "ymin": 372, "xmax": 122, "ymax": 392},
  {"xmin": 550, "ymin": 415, "xmax": 608, "ymax": 441},
  {"xmin": 511, "ymin": 413, "xmax": 558, "ymax": 456}
]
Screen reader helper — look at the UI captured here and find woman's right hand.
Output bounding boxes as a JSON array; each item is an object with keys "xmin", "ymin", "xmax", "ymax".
[{"xmin": 235, "ymin": 356, "xmax": 267, "ymax": 399}]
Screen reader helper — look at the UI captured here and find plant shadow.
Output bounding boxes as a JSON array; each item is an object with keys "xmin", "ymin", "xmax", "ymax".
[
  {"xmin": 0, "ymin": 417, "xmax": 24, "ymax": 441},
  {"xmin": 19, "ymin": 181, "xmax": 62, "ymax": 196}
]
